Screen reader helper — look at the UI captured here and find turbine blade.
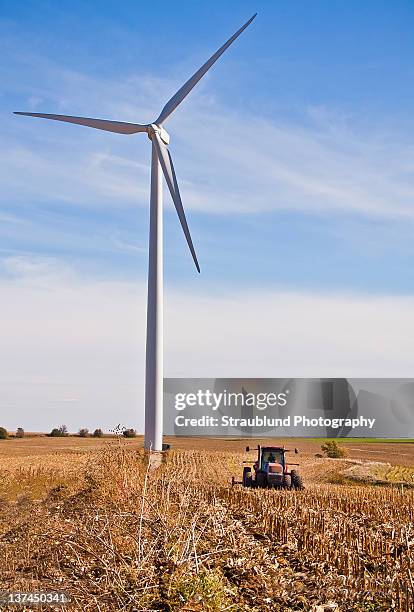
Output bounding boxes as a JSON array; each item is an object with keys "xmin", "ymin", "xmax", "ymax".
[
  {"xmin": 155, "ymin": 13, "xmax": 257, "ymax": 125},
  {"xmin": 13, "ymin": 112, "xmax": 148, "ymax": 134},
  {"xmin": 152, "ymin": 132, "xmax": 200, "ymax": 273}
]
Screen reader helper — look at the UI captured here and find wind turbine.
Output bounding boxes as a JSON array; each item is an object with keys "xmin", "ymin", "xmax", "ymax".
[{"xmin": 14, "ymin": 14, "xmax": 257, "ymax": 452}]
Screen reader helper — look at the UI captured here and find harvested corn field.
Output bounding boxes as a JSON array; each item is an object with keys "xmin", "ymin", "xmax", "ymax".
[{"xmin": 0, "ymin": 438, "xmax": 413, "ymax": 611}]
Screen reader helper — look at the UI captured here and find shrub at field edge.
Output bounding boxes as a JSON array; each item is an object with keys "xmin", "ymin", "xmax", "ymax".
[{"xmin": 321, "ymin": 440, "xmax": 347, "ymax": 458}]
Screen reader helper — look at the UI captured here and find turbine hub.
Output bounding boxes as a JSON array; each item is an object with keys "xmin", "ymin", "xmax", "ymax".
[{"xmin": 148, "ymin": 123, "xmax": 170, "ymax": 145}]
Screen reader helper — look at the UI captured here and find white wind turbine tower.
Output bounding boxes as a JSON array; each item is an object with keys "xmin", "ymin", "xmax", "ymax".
[{"xmin": 14, "ymin": 14, "xmax": 256, "ymax": 452}]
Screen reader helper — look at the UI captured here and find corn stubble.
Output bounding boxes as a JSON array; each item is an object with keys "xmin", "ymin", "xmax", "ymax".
[{"xmin": 0, "ymin": 447, "xmax": 413, "ymax": 611}]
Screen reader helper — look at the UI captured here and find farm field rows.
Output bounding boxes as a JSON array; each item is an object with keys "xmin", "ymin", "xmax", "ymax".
[{"xmin": 0, "ymin": 437, "xmax": 413, "ymax": 611}]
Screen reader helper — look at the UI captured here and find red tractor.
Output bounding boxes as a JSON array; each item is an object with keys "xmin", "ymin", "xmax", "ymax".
[{"xmin": 237, "ymin": 445, "xmax": 304, "ymax": 489}]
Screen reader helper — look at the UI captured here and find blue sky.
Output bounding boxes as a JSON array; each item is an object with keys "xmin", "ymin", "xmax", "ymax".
[
  {"xmin": 2, "ymin": 0, "xmax": 414, "ymax": 292},
  {"xmin": 1, "ymin": 1, "xmax": 414, "ymax": 431}
]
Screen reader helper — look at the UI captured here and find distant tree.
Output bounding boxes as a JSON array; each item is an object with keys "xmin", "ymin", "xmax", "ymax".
[
  {"xmin": 0, "ymin": 427, "xmax": 8, "ymax": 440},
  {"xmin": 16, "ymin": 427, "xmax": 25, "ymax": 438},
  {"xmin": 122, "ymin": 428, "xmax": 136, "ymax": 438},
  {"xmin": 49, "ymin": 425, "xmax": 69, "ymax": 437},
  {"xmin": 78, "ymin": 428, "xmax": 89, "ymax": 437},
  {"xmin": 93, "ymin": 428, "xmax": 103, "ymax": 438},
  {"xmin": 321, "ymin": 440, "xmax": 347, "ymax": 458}
]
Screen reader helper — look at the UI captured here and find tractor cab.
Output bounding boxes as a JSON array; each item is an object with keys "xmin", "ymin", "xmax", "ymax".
[
  {"xmin": 259, "ymin": 446, "xmax": 285, "ymax": 471},
  {"xmin": 254, "ymin": 446, "xmax": 286, "ymax": 486}
]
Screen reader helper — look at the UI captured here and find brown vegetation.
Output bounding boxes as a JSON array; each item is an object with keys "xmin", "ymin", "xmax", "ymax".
[{"xmin": 0, "ymin": 439, "xmax": 413, "ymax": 610}]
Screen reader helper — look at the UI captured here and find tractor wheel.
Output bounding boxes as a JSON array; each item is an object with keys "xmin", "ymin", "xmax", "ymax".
[
  {"xmin": 282, "ymin": 474, "xmax": 291, "ymax": 489},
  {"xmin": 291, "ymin": 470, "xmax": 304, "ymax": 490},
  {"xmin": 256, "ymin": 471, "xmax": 267, "ymax": 488},
  {"xmin": 243, "ymin": 467, "xmax": 252, "ymax": 487}
]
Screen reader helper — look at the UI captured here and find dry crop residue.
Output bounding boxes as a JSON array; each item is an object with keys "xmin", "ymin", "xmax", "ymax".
[{"xmin": 0, "ymin": 445, "xmax": 413, "ymax": 611}]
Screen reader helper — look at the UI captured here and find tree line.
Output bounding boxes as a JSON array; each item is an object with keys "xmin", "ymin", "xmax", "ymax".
[{"xmin": 0, "ymin": 426, "xmax": 137, "ymax": 439}]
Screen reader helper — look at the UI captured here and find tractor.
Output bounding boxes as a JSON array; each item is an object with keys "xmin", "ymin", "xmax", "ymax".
[{"xmin": 235, "ymin": 445, "xmax": 304, "ymax": 489}]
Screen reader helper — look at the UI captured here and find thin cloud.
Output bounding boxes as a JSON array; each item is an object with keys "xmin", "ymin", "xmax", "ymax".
[
  {"xmin": 2, "ymin": 54, "xmax": 414, "ymax": 220},
  {"xmin": 0, "ymin": 257, "xmax": 413, "ymax": 431}
]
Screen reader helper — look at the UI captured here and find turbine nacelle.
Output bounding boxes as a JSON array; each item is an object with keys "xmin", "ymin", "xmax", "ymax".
[{"xmin": 148, "ymin": 123, "xmax": 170, "ymax": 146}]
